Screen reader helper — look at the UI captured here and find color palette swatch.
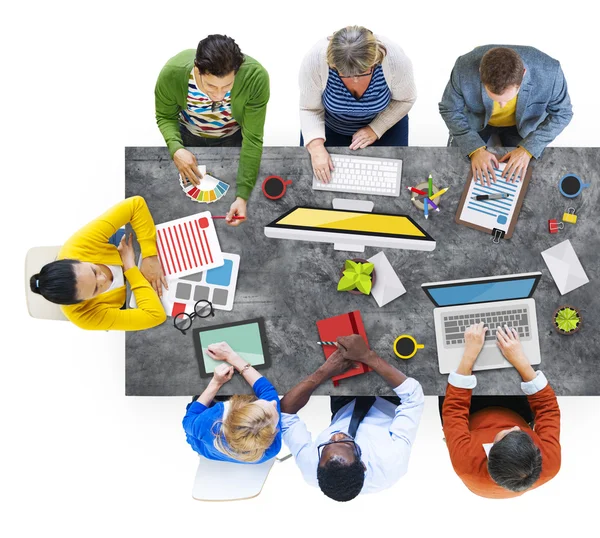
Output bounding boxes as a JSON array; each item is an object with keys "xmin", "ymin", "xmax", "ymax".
[
  {"xmin": 155, "ymin": 212, "xmax": 224, "ymax": 279},
  {"xmin": 179, "ymin": 169, "xmax": 229, "ymax": 204}
]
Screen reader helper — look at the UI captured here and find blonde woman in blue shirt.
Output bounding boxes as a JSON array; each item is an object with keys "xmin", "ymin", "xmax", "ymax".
[{"xmin": 183, "ymin": 342, "xmax": 282, "ymax": 463}]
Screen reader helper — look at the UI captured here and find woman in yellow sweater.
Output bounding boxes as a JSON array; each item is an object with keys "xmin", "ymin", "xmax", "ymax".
[{"xmin": 29, "ymin": 196, "xmax": 168, "ymax": 331}]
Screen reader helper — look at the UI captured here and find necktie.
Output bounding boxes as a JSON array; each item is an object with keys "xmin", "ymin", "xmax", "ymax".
[{"xmin": 348, "ymin": 396, "xmax": 376, "ymax": 439}]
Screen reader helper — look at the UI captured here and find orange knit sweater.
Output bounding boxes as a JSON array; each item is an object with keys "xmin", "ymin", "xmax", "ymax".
[{"xmin": 442, "ymin": 383, "xmax": 561, "ymax": 499}]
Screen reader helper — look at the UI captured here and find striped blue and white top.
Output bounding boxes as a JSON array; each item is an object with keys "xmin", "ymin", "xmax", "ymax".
[{"xmin": 323, "ymin": 64, "xmax": 391, "ymax": 136}]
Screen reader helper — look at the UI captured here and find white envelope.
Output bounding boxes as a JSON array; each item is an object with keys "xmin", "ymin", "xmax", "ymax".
[
  {"xmin": 367, "ymin": 251, "xmax": 406, "ymax": 307},
  {"xmin": 541, "ymin": 239, "xmax": 589, "ymax": 295}
]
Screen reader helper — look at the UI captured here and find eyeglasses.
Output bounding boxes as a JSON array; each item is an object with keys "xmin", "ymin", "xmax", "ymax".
[
  {"xmin": 173, "ymin": 300, "xmax": 214, "ymax": 335},
  {"xmin": 211, "ymin": 101, "xmax": 223, "ymax": 113},
  {"xmin": 317, "ymin": 436, "xmax": 362, "ymax": 460},
  {"xmin": 337, "ymin": 67, "xmax": 374, "ymax": 79}
]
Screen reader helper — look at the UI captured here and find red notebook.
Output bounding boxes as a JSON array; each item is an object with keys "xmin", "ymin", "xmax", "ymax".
[{"xmin": 316, "ymin": 310, "xmax": 372, "ymax": 386}]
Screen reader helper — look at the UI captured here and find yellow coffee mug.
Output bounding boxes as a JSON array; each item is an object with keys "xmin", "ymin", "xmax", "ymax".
[{"xmin": 393, "ymin": 335, "xmax": 424, "ymax": 360}]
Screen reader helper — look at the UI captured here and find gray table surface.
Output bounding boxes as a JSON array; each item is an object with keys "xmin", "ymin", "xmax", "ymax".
[{"xmin": 125, "ymin": 147, "xmax": 599, "ymax": 396}]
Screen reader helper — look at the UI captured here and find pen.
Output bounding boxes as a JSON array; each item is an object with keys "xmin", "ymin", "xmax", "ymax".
[
  {"xmin": 426, "ymin": 197, "xmax": 440, "ymax": 212},
  {"xmin": 211, "ymin": 216, "xmax": 246, "ymax": 220},
  {"xmin": 424, "ymin": 197, "xmax": 430, "ymax": 219},
  {"xmin": 317, "ymin": 341, "xmax": 337, "ymax": 346},
  {"xmin": 428, "ymin": 174, "xmax": 433, "ymax": 197},
  {"xmin": 472, "ymin": 193, "xmax": 510, "ymax": 201},
  {"xmin": 429, "ymin": 187, "xmax": 449, "ymax": 201},
  {"xmin": 408, "ymin": 186, "xmax": 428, "ymax": 196}
]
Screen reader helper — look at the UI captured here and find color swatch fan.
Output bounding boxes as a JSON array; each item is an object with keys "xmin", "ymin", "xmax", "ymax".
[
  {"xmin": 180, "ymin": 166, "xmax": 229, "ymax": 204},
  {"xmin": 155, "ymin": 211, "xmax": 224, "ymax": 279}
]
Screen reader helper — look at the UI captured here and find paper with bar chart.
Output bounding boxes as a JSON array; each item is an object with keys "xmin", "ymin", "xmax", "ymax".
[{"xmin": 155, "ymin": 212, "xmax": 224, "ymax": 279}]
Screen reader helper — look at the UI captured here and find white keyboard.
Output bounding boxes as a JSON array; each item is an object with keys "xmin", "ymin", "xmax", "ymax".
[{"xmin": 312, "ymin": 154, "xmax": 402, "ymax": 197}]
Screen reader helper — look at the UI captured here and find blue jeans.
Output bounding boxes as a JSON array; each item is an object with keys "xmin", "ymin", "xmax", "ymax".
[
  {"xmin": 108, "ymin": 228, "xmax": 126, "ymax": 247},
  {"xmin": 330, "ymin": 396, "xmax": 401, "ymax": 420},
  {"xmin": 478, "ymin": 125, "xmax": 523, "ymax": 147},
  {"xmin": 449, "ymin": 125, "xmax": 523, "ymax": 149},
  {"xmin": 300, "ymin": 115, "xmax": 409, "ymax": 147}
]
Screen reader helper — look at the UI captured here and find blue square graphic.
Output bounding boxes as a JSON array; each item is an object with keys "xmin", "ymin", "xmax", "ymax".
[{"xmin": 205, "ymin": 259, "xmax": 233, "ymax": 286}]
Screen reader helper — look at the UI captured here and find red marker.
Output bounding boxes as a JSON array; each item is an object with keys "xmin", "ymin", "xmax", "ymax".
[
  {"xmin": 408, "ymin": 186, "xmax": 428, "ymax": 196},
  {"xmin": 211, "ymin": 216, "xmax": 246, "ymax": 220}
]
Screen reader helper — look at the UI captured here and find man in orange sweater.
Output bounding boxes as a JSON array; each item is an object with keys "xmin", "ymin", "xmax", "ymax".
[{"xmin": 441, "ymin": 323, "xmax": 561, "ymax": 499}]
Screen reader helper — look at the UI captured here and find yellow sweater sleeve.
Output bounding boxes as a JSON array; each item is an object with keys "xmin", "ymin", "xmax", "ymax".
[
  {"xmin": 62, "ymin": 268, "xmax": 167, "ymax": 331},
  {"xmin": 61, "ymin": 196, "xmax": 158, "ymax": 261}
]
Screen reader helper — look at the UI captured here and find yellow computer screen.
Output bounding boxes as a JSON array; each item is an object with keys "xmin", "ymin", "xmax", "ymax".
[{"xmin": 275, "ymin": 208, "xmax": 426, "ymax": 237}]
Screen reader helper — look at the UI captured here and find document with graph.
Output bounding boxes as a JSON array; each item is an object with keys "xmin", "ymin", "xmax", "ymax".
[{"xmin": 455, "ymin": 162, "xmax": 532, "ymax": 240}]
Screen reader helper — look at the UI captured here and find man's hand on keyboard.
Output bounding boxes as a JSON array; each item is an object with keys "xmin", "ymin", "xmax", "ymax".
[
  {"xmin": 307, "ymin": 140, "xmax": 334, "ymax": 183},
  {"xmin": 459, "ymin": 323, "xmax": 488, "ymax": 373},
  {"xmin": 349, "ymin": 126, "xmax": 378, "ymax": 150},
  {"xmin": 496, "ymin": 325, "xmax": 529, "ymax": 370}
]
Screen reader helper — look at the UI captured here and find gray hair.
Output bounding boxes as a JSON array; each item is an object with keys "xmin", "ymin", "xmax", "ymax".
[{"xmin": 327, "ymin": 26, "xmax": 386, "ymax": 76}]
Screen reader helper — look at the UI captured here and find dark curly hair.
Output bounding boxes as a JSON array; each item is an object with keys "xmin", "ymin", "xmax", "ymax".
[
  {"xmin": 317, "ymin": 458, "xmax": 365, "ymax": 502},
  {"xmin": 488, "ymin": 430, "xmax": 542, "ymax": 492}
]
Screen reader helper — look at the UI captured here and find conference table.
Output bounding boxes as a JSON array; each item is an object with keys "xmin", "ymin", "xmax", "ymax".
[{"xmin": 125, "ymin": 147, "xmax": 599, "ymax": 396}]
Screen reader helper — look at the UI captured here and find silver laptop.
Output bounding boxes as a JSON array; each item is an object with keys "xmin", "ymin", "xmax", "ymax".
[{"xmin": 421, "ymin": 272, "xmax": 542, "ymax": 374}]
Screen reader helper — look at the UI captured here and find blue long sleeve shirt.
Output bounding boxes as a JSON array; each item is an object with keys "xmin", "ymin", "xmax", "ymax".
[{"xmin": 183, "ymin": 377, "xmax": 282, "ymax": 464}]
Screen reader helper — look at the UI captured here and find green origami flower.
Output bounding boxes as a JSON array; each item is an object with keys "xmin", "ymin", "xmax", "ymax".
[
  {"xmin": 555, "ymin": 307, "xmax": 580, "ymax": 332},
  {"xmin": 337, "ymin": 261, "xmax": 375, "ymax": 295}
]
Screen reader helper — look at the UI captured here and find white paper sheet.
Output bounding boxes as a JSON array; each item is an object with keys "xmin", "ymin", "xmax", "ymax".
[{"xmin": 458, "ymin": 163, "xmax": 524, "ymax": 232}]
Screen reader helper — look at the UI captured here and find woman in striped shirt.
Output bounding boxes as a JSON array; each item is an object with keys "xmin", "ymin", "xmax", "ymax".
[{"xmin": 299, "ymin": 26, "xmax": 417, "ymax": 182}]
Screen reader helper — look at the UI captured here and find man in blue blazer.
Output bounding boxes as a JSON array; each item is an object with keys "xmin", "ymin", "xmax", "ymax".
[{"xmin": 439, "ymin": 46, "xmax": 573, "ymax": 185}]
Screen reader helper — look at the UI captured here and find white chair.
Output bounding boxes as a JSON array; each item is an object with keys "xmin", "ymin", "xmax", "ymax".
[
  {"xmin": 25, "ymin": 246, "xmax": 68, "ymax": 321},
  {"xmin": 192, "ymin": 453, "xmax": 292, "ymax": 502}
]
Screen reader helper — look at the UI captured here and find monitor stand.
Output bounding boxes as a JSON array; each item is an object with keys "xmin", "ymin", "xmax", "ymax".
[{"xmin": 331, "ymin": 198, "xmax": 374, "ymax": 253}]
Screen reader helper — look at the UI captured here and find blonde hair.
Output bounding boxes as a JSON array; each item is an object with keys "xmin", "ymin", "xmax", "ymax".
[
  {"xmin": 326, "ymin": 26, "xmax": 387, "ymax": 76},
  {"xmin": 213, "ymin": 395, "xmax": 278, "ymax": 462}
]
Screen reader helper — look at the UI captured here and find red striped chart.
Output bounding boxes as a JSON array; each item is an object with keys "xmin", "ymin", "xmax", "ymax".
[{"xmin": 155, "ymin": 212, "xmax": 224, "ymax": 279}]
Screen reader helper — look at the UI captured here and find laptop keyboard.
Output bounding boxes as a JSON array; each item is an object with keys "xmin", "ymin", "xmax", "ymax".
[{"xmin": 443, "ymin": 308, "xmax": 530, "ymax": 346}]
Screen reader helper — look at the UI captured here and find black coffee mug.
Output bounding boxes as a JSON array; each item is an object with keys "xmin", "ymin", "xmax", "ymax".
[
  {"xmin": 262, "ymin": 175, "xmax": 292, "ymax": 200},
  {"xmin": 558, "ymin": 174, "xmax": 590, "ymax": 198},
  {"xmin": 393, "ymin": 335, "xmax": 424, "ymax": 360}
]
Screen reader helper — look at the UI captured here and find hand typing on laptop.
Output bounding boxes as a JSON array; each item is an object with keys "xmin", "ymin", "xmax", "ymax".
[
  {"xmin": 456, "ymin": 323, "xmax": 537, "ymax": 379},
  {"xmin": 456, "ymin": 323, "xmax": 488, "ymax": 375},
  {"xmin": 496, "ymin": 325, "xmax": 537, "ymax": 381}
]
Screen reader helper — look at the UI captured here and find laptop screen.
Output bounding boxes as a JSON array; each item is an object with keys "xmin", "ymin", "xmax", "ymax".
[{"xmin": 423, "ymin": 275, "xmax": 540, "ymax": 308}]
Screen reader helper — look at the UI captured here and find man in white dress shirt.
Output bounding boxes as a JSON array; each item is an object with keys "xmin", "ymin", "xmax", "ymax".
[{"xmin": 280, "ymin": 335, "xmax": 425, "ymax": 502}]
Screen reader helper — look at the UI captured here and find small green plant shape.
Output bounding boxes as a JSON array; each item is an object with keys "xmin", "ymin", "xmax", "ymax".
[
  {"xmin": 337, "ymin": 260, "xmax": 374, "ymax": 295},
  {"xmin": 554, "ymin": 306, "xmax": 581, "ymax": 333}
]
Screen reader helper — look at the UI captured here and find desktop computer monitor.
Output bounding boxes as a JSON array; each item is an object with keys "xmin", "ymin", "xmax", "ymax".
[{"xmin": 264, "ymin": 206, "xmax": 436, "ymax": 251}]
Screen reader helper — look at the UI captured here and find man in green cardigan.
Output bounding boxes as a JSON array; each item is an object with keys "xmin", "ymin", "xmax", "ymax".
[{"xmin": 155, "ymin": 35, "xmax": 269, "ymax": 226}]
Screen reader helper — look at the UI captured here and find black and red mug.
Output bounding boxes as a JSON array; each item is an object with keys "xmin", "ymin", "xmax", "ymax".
[{"xmin": 262, "ymin": 175, "xmax": 292, "ymax": 200}]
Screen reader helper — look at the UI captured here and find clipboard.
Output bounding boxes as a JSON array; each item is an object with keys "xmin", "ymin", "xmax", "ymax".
[{"xmin": 455, "ymin": 162, "xmax": 533, "ymax": 242}]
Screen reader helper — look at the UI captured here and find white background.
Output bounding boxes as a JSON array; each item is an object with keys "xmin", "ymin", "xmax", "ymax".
[{"xmin": 2, "ymin": 1, "xmax": 599, "ymax": 536}]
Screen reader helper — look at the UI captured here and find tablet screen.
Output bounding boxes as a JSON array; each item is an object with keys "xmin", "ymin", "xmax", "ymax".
[
  {"xmin": 273, "ymin": 208, "xmax": 427, "ymax": 238},
  {"xmin": 197, "ymin": 321, "xmax": 266, "ymax": 374}
]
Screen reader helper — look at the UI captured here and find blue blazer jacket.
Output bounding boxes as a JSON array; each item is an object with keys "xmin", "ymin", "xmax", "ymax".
[{"xmin": 439, "ymin": 45, "xmax": 573, "ymax": 158}]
